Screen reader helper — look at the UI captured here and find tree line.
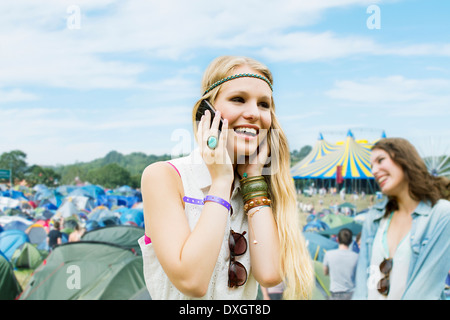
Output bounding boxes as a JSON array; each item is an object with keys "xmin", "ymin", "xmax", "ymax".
[
  {"xmin": 0, "ymin": 146, "xmax": 313, "ymax": 189},
  {"xmin": 0, "ymin": 150, "xmax": 171, "ymax": 189}
]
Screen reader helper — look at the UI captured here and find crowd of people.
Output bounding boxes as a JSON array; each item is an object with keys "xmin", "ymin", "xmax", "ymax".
[{"xmin": 46, "ymin": 218, "xmax": 86, "ymax": 251}]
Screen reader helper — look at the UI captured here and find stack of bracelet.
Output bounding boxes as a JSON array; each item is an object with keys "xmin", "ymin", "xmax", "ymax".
[
  {"xmin": 240, "ymin": 174, "xmax": 271, "ymax": 245},
  {"xmin": 240, "ymin": 175, "xmax": 271, "ymax": 214}
]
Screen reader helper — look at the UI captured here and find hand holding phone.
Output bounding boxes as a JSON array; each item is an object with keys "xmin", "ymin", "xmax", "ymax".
[
  {"xmin": 196, "ymin": 100, "xmax": 224, "ymax": 136},
  {"xmin": 196, "ymin": 99, "xmax": 233, "ymax": 183}
]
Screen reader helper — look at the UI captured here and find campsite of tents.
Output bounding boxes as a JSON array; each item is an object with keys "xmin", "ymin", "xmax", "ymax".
[
  {"xmin": 0, "ymin": 184, "xmax": 147, "ymax": 300},
  {"xmin": 1, "ymin": 181, "xmax": 369, "ymax": 300},
  {"xmin": 19, "ymin": 241, "xmax": 145, "ymax": 300},
  {"xmin": 4, "ymin": 181, "xmax": 446, "ymax": 300}
]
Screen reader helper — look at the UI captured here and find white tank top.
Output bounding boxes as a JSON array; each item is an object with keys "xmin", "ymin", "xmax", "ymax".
[{"xmin": 138, "ymin": 148, "xmax": 258, "ymax": 299}]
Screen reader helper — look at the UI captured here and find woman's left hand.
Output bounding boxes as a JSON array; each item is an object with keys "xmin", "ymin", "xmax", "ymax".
[{"xmin": 237, "ymin": 135, "xmax": 270, "ymax": 178}]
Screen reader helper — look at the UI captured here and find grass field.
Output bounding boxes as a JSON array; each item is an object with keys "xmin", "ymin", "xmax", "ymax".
[{"xmin": 296, "ymin": 193, "xmax": 374, "ymax": 227}]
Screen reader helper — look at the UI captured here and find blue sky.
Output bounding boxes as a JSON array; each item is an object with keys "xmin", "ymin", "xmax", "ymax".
[{"xmin": 1, "ymin": 0, "xmax": 449, "ymax": 166}]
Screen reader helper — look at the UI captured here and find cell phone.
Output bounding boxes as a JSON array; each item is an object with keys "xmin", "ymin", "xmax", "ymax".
[{"xmin": 195, "ymin": 99, "xmax": 224, "ymax": 134}]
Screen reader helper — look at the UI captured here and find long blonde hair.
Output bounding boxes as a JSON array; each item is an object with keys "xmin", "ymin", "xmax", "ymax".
[{"xmin": 192, "ymin": 56, "xmax": 315, "ymax": 299}]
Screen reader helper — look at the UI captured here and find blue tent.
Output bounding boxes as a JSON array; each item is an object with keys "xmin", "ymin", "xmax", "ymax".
[
  {"xmin": 68, "ymin": 185, "xmax": 108, "ymax": 207},
  {"xmin": 34, "ymin": 189, "xmax": 63, "ymax": 209},
  {"xmin": 1, "ymin": 190, "xmax": 28, "ymax": 200},
  {"xmin": 303, "ymin": 220, "xmax": 329, "ymax": 233},
  {"xmin": 304, "ymin": 232, "xmax": 338, "ymax": 262},
  {"xmin": 86, "ymin": 208, "xmax": 121, "ymax": 231},
  {"xmin": 79, "ymin": 185, "xmax": 105, "ymax": 198},
  {"xmin": 3, "ymin": 220, "xmax": 30, "ymax": 232},
  {"xmin": 118, "ymin": 208, "xmax": 144, "ymax": 228},
  {"xmin": 106, "ymin": 195, "xmax": 139, "ymax": 208},
  {"xmin": 0, "ymin": 229, "xmax": 29, "ymax": 260}
]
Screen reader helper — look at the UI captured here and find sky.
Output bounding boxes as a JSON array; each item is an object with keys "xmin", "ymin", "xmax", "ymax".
[{"xmin": 1, "ymin": 0, "xmax": 450, "ymax": 166}]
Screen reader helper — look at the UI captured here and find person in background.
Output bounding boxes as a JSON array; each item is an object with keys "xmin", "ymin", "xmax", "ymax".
[
  {"xmin": 352, "ymin": 232, "xmax": 361, "ymax": 254},
  {"xmin": 353, "ymin": 137, "xmax": 450, "ymax": 300},
  {"xmin": 47, "ymin": 220, "xmax": 62, "ymax": 251},
  {"xmin": 323, "ymin": 228, "xmax": 359, "ymax": 300},
  {"xmin": 68, "ymin": 223, "xmax": 85, "ymax": 242}
]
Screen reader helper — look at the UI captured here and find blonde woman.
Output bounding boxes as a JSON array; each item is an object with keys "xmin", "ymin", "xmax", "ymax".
[{"xmin": 139, "ymin": 56, "xmax": 314, "ymax": 300}]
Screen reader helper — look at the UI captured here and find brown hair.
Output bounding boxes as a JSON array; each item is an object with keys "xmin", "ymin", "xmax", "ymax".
[{"xmin": 372, "ymin": 137, "xmax": 450, "ymax": 214}]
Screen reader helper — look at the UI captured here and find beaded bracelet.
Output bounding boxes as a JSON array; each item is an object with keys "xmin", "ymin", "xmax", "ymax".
[{"xmin": 244, "ymin": 196, "xmax": 271, "ymax": 213}]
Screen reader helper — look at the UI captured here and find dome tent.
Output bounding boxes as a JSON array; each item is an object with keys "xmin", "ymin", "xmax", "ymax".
[
  {"xmin": 19, "ymin": 241, "xmax": 145, "ymax": 300},
  {"xmin": 81, "ymin": 225, "xmax": 144, "ymax": 255},
  {"xmin": 11, "ymin": 242, "xmax": 46, "ymax": 269},
  {"xmin": 0, "ymin": 229, "xmax": 29, "ymax": 260},
  {"xmin": 0, "ymin": 251, "xmax": 22, "ymax": 300}
]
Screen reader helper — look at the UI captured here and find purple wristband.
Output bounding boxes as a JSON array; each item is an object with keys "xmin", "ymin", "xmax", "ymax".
[
  {"xmin": 203, "ymin": 195, "xmax": 231, "ymax": 211},
  {"xmin": 183, "ymin": 196, "xmax": 204, "ymax": 206}
]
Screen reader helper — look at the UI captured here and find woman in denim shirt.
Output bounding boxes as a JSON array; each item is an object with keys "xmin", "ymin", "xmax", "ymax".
[{"xmin": 353, "ymin": 138, "xmax": 450, "ymax": 299}]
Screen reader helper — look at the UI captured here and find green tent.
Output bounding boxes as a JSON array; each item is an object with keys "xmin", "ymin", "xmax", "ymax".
[
  {"xmin": 81, "ymin": 225, "xmax": 144, "ymax": 255},
  {"xmin": 312, "ymin": 261, "xmax": 330, "ymax": 300},
  {"xmin": 319, "ymin": 221, "xmax": 363, "ymax": 238},
  {"xmin": 338, "ymin": 202, "xmax": 356, "ymax": 209},
  {"xmin": 320, "ymin": 214, "xmax": 354, "ymax": 229},
  {"xmin": 0, "ymin": 252, "xmax": 22, "ymax": 300},
  {"xmin": 11, "ymin": 243, "xmax": 46, "ymax": 269},
  {"xmin": 19, "ymin": 241, "xmax": 146, "ymax": 300}
]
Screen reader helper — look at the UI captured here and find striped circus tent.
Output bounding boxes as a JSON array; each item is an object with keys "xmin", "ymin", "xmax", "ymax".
[
  {"xmin": 290, "ymin": 133, "xmax": 340, "ymax": 172},
  {"xmin": 291, "ymin": 130, "xmax": 374, "ymax": 180}
]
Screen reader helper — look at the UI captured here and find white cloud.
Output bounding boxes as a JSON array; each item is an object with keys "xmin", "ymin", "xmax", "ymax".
[
  {"xmin": 260, "ymin": 31, "xmax": 378, "ymax": 62},
  {"xmin": 0, "ymin": 103, "xmax": 193, "ymax": 165},
  {"xmin": 2, "ymin": 1, "xmax": 449, "ymax": 165},
  {"xmin": 379, "ymin": 43, "xmax": 450, "ymax": 57},
  {"xmin": 0, "ymin": 88, "xmax": 39, "ymax": 103},
  {"xmin": 0, "ymin": 0, "xmax": 425, "ymax": 90},
  {"xmin": 326, "ymin": 75, "xmax": 450, "ymax": 116}
]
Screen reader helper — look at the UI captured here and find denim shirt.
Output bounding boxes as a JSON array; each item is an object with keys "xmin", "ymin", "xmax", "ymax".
[{"xmin": 353, "ymin": 198, "xmax": 450, "ymax": 300}]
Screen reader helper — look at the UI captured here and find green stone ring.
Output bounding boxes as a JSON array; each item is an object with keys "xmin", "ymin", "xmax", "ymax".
[{"xmin": 207, "ymin": 135, "xmax": 218, "ymax": 150}]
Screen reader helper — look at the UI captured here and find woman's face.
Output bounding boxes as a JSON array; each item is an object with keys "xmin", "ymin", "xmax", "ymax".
[
  {"xmin": 370, "ymin": 148, "xmax": 408, "ymax": 197},
  {"xmin": 213, "ymin": 65, "xmax": 273, "ymax": 161}
]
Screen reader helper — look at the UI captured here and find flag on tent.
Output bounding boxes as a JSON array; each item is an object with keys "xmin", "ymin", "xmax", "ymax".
[{"xmin": 336, "ymin": 165, "xmax": 343, "ymax": 184}]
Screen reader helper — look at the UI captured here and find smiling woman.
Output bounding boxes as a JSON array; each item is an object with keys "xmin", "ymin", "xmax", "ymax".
[
  {"xmin": 139, "ymin": 56, "xmax": 315, "ymax": 300},
  {"xmin": 354, "ymin": 137, "xmax": 450, "ymax": 300}
]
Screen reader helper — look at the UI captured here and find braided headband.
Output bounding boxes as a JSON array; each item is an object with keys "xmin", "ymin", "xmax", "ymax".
[{"xmin": 203, "ymin": 73, "xmax": 273, "ymax": 96}]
